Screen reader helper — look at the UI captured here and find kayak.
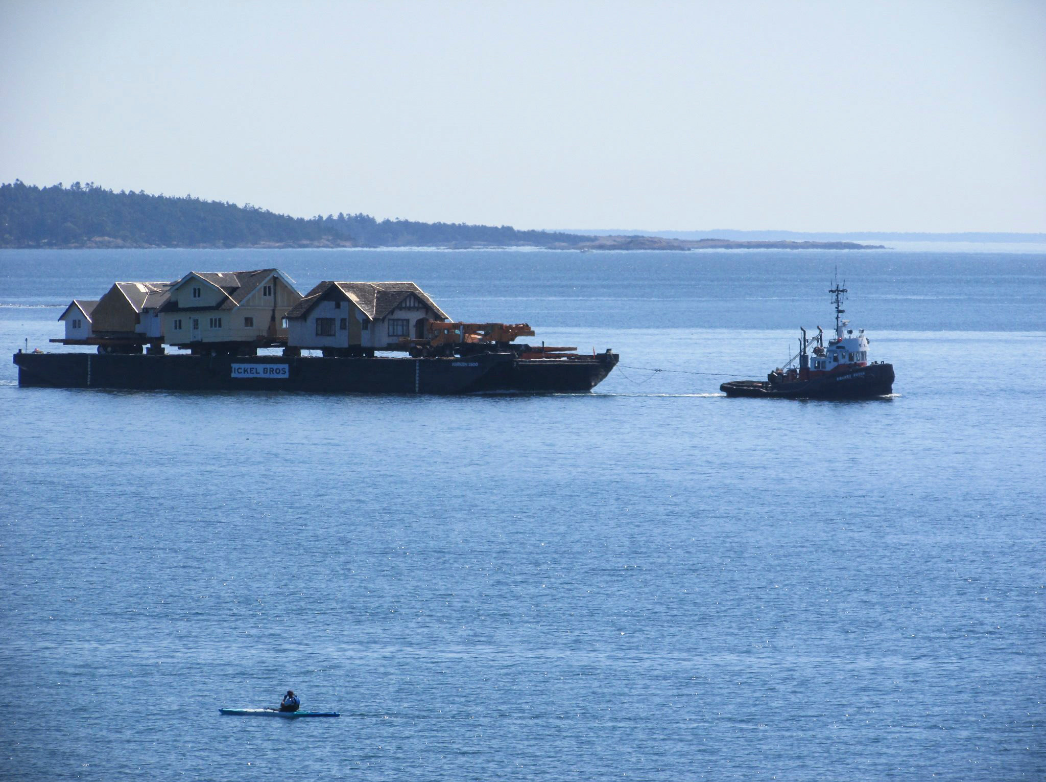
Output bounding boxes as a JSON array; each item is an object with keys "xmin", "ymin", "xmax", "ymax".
[{"xmin": 219, "ymin": 708, "xmax": 339, "ymax": 718}]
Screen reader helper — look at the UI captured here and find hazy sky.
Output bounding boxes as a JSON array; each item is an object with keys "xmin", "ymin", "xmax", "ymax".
[{"xmin": 1, "ymin": 0, "xmax": 1044, "ymax": 231}]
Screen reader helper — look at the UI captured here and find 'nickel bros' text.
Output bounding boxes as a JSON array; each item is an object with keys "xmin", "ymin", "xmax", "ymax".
[{"xmin": 231, "ymin": 364, "xmax": 289, "ymax": 378}]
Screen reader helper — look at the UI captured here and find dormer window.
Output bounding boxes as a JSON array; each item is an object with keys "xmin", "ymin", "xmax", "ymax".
[{"xmin": 191, "ymin": 286, "xmax": 201, "ymax": 299}]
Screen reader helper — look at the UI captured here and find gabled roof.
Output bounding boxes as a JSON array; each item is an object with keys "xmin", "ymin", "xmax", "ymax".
[
  {"xmin": 58, "ymin": 299, "xmax": 99, "ymax": 322},
  {"xmin": 161, "ymin": 269, "xmax": 296, "ymax": 312},
  {"xmin": 114, "ymin": 281, "xmax": 173, "ymax": 312},
  {"xmin": 285, "ymin": 281, "xmax": 448, "ymax": 321}
]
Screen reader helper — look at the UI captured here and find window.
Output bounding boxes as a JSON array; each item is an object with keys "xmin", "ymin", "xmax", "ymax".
[
  {"xmin": 400, "ymin": 294, "xmax": 423, "ymax": 309},
  {"xmin": 848, "ymin": 353, "xmax": 854, "ymax": 361},
  {"xmin": 362, "ymin": 320, "xmax": 369, "ymax": 331},
  {"xmin": 263, "ymin": 284, "xmax": 273, "ymax": 297},
  {"xmin": 244, "ymin": 317, "xmax": 254, "ymax": 328},
  {"xmin": 209, "ymin": 317, "xmax": 222, "ymax": 329},
  {"xmin": 281, "ymin": 318, "xmax": 288, "ymax": 328},
  {"xmin": 173, "ymin": 319, "xmax": 183, "ymax": 330},
  {"xmin": 387, "ymin": 318, "xmax": 409, "ymax": 337},
  {"xmin": 192, "ymin": 318, "xmax": 199, "ymax": 330},
  {"xmin": 316, "ymin": 317, "xmax": 336, "ymax": 336},
  {"xmin": 72, "ymin": 318, "xmax": 81, "ymax": 329},
  {"xmin": 340, "ymin": 318, "xmax": 347, "ymax": 330},
  {"xmin": 334, "ymin": 300, "xmax": 341, "ymax": 309},
  {"xmin": 192, "ymin": 286, "xmax": 201, "ymax": 299}
]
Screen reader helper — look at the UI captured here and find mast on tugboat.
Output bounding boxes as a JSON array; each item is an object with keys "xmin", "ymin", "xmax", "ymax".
[{"xmin": 830, "ymin": 275, "xmax": 848, "ymax": 340}]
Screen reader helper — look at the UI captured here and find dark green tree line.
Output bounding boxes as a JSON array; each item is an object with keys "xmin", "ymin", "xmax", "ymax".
[{"xmin": 0, "ymin": 180, "xmax": 593, "ymax": 249}]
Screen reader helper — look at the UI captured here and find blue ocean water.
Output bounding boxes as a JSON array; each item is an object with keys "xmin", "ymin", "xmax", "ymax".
[{"xmin": 1, "ymin": 248, "xmax": 1044, "ymax": 780}]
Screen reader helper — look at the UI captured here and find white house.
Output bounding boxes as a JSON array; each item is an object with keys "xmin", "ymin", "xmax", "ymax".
[
  {"xmin": 285, "ymin": 281, "xmax": 448, "ymax": 354},
  {"xmin": 58, "ymin": 299, "xmax": 98, "ymax": 341},
  {"xmin": 159, "ymin": 269, "xmax": 302, "ymax": 352}
]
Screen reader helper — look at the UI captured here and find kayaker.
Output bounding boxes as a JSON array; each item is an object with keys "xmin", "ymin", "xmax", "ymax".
[{"xmin": 279, "ymin": 690, "xmax": 300, "ymax": 713}]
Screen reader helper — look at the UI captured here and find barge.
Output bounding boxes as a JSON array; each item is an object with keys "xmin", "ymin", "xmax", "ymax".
[
  {"xmin": 721, "ymin": 280, "xmax": 894, "ymax": 400},
  {"xmin": 20, "ymin": 274, "xmax": 619, "ymax": 394},
  {"xmin": 13, "ymin": 348, "xmax": 618, "ymax": 394}
]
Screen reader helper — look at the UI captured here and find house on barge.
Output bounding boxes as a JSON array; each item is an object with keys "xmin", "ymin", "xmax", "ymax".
[
  {"xmin": 285, "ymin": 281, "xmax": 448, "ymax": 355},
  {"xmin": 159, "ymin": 269, "xmax": 302, "ymax": 354},
  {"xmin": 58, "ymin": 299, "xmax": 99, "ymax": 341},
  {"xmin": 83, "ymin": 281, "xmax": 175, "ymax": 351}
]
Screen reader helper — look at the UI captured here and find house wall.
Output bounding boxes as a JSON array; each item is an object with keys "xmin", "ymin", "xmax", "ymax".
[
  {"xmin": 91, "ymin": 286, "xmax": 137, "ymax": 334},
  {"xmin": 169, "ymin": 276, "xmax": 228, "ymax": 311},
  {"xmin": 288, "ymin": 297, "xmax": 365, "ymax": 349},
  {"xmin": 373, "ymin": 302, "xmax": 442, "ymax": 348},
  {"xmin": 61, "ymin": 310, "xmax": 93, "ymax": 340},
  {"xmin": 162, "ymin": 304, "xmax": 220, "ymax": 346},
  {"xmin": 137, "ymin": 310, "xmax": 164, "ymax": 338},
  {"xmin": 163, "ymin": 312, "xmax": 214, "ymax": 345},
  {"xmin": 163, "ymin": 307, "xmax": 273, "ymax": 345},
  {"xmin": 237, "ymin": 276, "xmax": 300, "ymax": 311}
]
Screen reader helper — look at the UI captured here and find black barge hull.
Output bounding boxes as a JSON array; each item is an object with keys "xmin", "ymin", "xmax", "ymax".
[
  {"xmin": 721, "ymin": 363, "xmax": 895, "ymax": 400},
  {"xmin": 13, "ymin": 351, "xmax": 619, "ymax": 395}
]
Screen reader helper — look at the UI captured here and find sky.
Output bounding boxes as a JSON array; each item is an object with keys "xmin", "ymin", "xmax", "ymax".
[{"xmin": 1, "ymin": 0, "xmax": 1044, "ymax": 232}]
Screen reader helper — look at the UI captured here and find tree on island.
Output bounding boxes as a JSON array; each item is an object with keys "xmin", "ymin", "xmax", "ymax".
[{"xmin": 0, "ymin": 180, "xmax": 588, "ymax": 249}]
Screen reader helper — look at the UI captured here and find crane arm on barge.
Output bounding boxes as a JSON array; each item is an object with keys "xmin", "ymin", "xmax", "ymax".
[{"xmin": 400, "ymin": 321, "xmax": 579, "ymax": 359}]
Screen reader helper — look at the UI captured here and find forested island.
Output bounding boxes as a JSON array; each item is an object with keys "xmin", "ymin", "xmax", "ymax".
[{"xmin": 0, "ymin": 181, "xmax": 880, "ymax": 250}]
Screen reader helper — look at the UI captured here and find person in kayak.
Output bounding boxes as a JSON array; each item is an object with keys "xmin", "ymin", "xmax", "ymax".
[{"xmin": 279, "ymin": 690, "xmax": 300, "ymax": 712}]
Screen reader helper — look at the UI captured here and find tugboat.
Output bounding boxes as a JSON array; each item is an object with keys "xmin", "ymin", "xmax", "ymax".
[{"xmin": 721, "ymin": 280, "xmax": 894, "ymax": 400}]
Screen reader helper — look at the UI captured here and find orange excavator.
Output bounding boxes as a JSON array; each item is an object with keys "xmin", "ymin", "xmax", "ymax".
[
  {"xmin": 427, "ymin": 321, "xmax": 535, "ymax": 346},
  {"xmin": 402, "ymin": 321, "xmax": 578, "ymax": 358}
]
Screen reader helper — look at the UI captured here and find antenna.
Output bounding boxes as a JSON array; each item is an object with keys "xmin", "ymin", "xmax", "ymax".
[{"xmin": 830, "ymin": 269, "xmax": 847, "ymax": 339}]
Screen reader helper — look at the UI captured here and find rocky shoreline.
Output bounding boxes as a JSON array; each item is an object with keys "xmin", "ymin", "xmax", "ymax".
[{"xmin": 567, "ymin": 236, "xmax": 883, "ymax": 251}]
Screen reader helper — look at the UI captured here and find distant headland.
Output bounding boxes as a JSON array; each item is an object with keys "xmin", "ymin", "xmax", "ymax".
[{"xmin": 0, "ymin": 181, "xmax": 882, "ymax": 251}]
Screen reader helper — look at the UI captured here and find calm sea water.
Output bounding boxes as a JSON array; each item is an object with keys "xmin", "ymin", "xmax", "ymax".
[{"xmin": 1, "ymin": 249, "xmax": 1044, "ymax": 780}]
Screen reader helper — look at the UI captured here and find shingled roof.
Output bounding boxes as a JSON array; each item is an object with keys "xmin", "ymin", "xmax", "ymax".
[
  {"xmin": 114, "ymin": 281, "xmax": 173, "ymax": 312},
  {"xmin": 58, "ymin": 299, "xmax": 99, "ymax": 322},
  {"xmin": 161, "ymin": 269, "xmax": 291, "ymax": 312},
  {"xmin": 285, "ymin": 281, "xmax": 449, "ymax": 321}
]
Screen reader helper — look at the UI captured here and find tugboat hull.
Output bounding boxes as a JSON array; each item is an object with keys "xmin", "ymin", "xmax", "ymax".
[{"xmin": 721, "ymin": 363, "xmax": 895, "ymax": 400}]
